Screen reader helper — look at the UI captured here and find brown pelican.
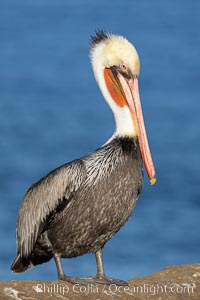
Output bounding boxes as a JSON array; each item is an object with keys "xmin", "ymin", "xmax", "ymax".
[{"xmin": 11, "ymin": 30, "xmax": 156, "ymax": 285}]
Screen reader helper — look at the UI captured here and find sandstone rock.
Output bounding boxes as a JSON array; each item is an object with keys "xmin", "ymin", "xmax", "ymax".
[{"xmin": 0, "ymin": 264, "xmax": 199, "ymax": 300}]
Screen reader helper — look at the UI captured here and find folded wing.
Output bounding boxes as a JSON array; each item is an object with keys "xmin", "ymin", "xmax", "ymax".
[{"xmin": 16, "ymin": 159, "xmax": 86, "ymax": 259}]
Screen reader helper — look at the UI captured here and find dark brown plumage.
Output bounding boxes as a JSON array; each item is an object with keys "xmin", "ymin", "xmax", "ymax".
[{"xmin": 11, "ymin": 137, "xmax": 143, "ymax": 274}]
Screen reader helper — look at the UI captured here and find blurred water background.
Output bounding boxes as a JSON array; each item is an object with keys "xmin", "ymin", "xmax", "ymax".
[{"xmin": 0, "ymin": 0, "xmax": 200, "ymax": 281}]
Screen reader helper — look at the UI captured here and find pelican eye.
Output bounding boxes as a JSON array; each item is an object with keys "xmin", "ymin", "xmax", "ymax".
[
  {"xmin": 120, "ymin": 64, "xmax": 128, "ymax": 72},
  {"xmin": 119, "ymin": 64, "xmax": 131, "ymax": 78}
]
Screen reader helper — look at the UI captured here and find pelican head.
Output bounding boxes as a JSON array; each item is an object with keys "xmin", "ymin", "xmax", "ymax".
[{"xmin": 90, "ymin": 30, "xmax": 156, "ymax": 184}]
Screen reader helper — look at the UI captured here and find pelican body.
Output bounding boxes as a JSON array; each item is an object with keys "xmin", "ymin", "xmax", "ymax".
[{"xmin": 11, "ymin": 30, "xmax": 156, "ymax": 285}]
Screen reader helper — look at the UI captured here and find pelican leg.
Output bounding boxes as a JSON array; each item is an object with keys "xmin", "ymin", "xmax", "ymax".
[
  {"xmin": 54, "ymin": 250, "xmax": 128, "ymax": 286},
  {"xmin": 54, "ymin": 253, "xmax": 65, "ymax": 280},
  {"xmin": 54, "ymin": 253, "xmax": 96, "ymax": 285},
  {"xmin": 95, "ymin": 248, "xmax": 105, "ymax": 277},
  {"xmin": 93, "ymin": 248, "xmax": 129, "ymax": 286}
]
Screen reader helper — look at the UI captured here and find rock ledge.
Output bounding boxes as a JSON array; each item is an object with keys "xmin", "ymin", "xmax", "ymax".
[{"xmin": 1, "ymin": 264, "xmax": 200, "ymax": 300}]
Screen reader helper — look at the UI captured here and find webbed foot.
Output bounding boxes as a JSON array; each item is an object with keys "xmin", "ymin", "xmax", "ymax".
[
  {"xmin": 59, "ymin": 274, "xmax": 95, "ymax": 285},
  {"xmin": 59, "ymin": 274, "xmax": 128, "ymax": 286},
  {"xmin": 93, "ymin": 274, "xmax": 128, "ymax": 286}
]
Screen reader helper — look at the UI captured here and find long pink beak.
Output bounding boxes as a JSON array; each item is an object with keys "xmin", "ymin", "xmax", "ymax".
[{"xmin": 117, "ymin": 74, "xmax": 156, "ymax": 184}]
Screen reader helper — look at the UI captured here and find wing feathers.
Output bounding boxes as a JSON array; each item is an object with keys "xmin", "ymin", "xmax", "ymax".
[{"xmin": 16, "ymin": 159, "xmax": 85, "ymax": 258}]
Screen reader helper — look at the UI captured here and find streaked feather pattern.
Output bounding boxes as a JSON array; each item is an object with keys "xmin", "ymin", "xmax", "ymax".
[
  {"xmin": 13, "ymin": 137, "xmax": 143, "ymax": 271},
  {"xmin": 17, "ymin": 159, "xmax": 86, "ymax": 257}
]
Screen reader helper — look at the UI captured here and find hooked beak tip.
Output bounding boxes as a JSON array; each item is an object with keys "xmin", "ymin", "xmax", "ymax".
[{"xmin": 150, "ymin": 177, "xmax": 156, "ymax": 185}]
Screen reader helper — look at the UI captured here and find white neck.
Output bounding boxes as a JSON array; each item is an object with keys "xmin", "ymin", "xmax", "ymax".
[{"xmin": 91, "ymin": 43, "xmax": 136, "ymax": 139}]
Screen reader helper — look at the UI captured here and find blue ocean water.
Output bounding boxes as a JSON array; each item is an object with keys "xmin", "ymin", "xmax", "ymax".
[{"xmin": 0, "ymin": 0, "xmax": 200, "ymax": 281}]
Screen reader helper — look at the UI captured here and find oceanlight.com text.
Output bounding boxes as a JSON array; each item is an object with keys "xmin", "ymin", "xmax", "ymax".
[{"xmin": 33, "ymin": 282, "xmax": 195, "ymax": 296}]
